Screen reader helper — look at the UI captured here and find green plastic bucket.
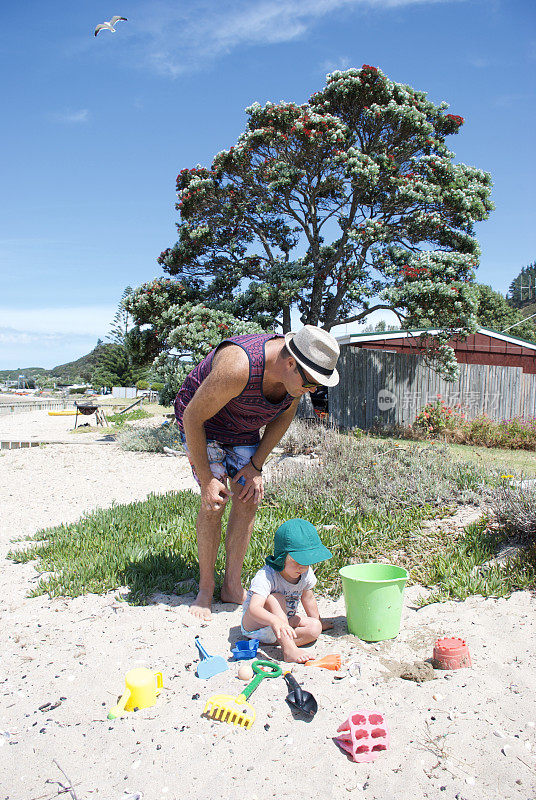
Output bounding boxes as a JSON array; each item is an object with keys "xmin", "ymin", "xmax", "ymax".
[{"xmin": 339, "ymin": 563, "xmax": 409, "ymax": 641}]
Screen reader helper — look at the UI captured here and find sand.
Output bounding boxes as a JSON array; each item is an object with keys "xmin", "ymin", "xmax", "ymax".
[{"xmin": 1, "ymin": 411, "xmax": 535, "ymax": 800}]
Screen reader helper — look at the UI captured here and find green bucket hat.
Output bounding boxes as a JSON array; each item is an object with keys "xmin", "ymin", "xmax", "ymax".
[{"xmin": 265, "ymin": 519, "xmax": 332, "ymax": 572}]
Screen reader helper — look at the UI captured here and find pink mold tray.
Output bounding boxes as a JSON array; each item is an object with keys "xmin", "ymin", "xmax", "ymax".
[{"xmin": 335, "ymin": 710, "xmax": 390, "ymax": 763}]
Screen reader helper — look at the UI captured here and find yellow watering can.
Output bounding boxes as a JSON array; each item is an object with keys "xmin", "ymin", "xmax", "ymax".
[{"xmin": 108, "ymin": 668, "xmax": 163, "ymax": 720}]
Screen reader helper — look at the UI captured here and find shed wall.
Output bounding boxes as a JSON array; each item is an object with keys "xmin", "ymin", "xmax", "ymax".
[{"xmin": 329, "ymin": 349, "xmax": 536, "ymax": 429}]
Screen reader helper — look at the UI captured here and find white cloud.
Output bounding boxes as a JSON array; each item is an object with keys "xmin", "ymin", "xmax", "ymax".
[
  {"xmin": 0, "ymin": 307, "xmax": 117, "ymax": 369},
  {"xmin": 467, "ymin": 56, "xmax": 490, "ymax": 69},
  {"xmin": 0, "ymin": 329, "xmax": 101, "ymax": 370},
  {"xmin": 52, "ymin": 109, "xmax": 90, "ymax": 124},
  {"xmin": 117, "ymin": 0, "xmax": 461, "ymax": 77},
  {"xmin": 331, "ymin": 308, "xmax": 401, "ymax": 336},
  {"xmin": 320, "ymin": 56, "xmax": 352, "ymax": 73},
  {"xmin": 0, "ymin": 306, "xmax": 116, "ymax": 336}
]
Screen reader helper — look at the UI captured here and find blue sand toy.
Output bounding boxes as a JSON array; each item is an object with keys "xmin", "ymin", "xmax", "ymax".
[
  {"xmin": 231, "ymin": 639, "xmax": 260, "ymax": 660},
  {"xmin": 194, "ymin": 637, "xmax": 229, "ymax": 679}
]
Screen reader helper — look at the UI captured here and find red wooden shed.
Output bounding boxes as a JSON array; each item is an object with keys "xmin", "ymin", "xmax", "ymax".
[{"xmin": 336, "ymin": 327, "xmax": 536, "ymax": 375}]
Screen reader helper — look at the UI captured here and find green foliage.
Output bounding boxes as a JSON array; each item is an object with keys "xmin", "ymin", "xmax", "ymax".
[
  {"xmin": 0, "ymin": 367, "xmax": 47, "ymax": 381},
  {"xmin": 489, "ymin": 479, "xmax": 536, "ymax": 543},
  {"xmin": 117, "ymin": 421, "xmax": 179, "ymax": 452},
  {"xmin": 279, "ymin": 418, "xmax": 342, "ymax": 455},
  {"xmin": 92, "ymin": 344, "xmax": 134, "ymax": 389},
  {"xmin": 107, "ymin": 286, "xmax": 133, "ymax": 345},
  {"xmin": 8, "ymin": 433, "xmax": 490, "ymax": 601},
  {"xmin": 508, "ymin": 261, "xmax": 536, "ymax": 308},
  {"xmin": 418, "ymin": 518, "xmax": 536, "ymax": 604},
  {"xmin": 414, "ymin": 396, "xmax": 464, "ymax": 435},
  {"xmin": 49, "ymin": 342, "xmax": 110, "ymax": 384},
  {"xmin": 11, "ymin": 422, "xmax": 535, "ymax": 604},
  {"xmin": 8, "ymin": 492, "xmax": 202, "ymax": 600},
  {"xmin": 475, "ymin": 283, "xmax": 536, "ymax": 342},
  {"xmin": 268, "ymin": 431, "xmax": 492, "ymax": 518},
  {"xmin": 106, "ymin": 409, "xmax": 151, "ymax": 427},
  {"xmin": 412, "ymin": 400, "xmax": 536, "ymax": 451},
  {"xmin": 125, "ymin": 279, "xmax": 264, "ymax": 400},
  {"xmin": 127, "ymin": 65, "xmax": 493, "ymax": 382}
]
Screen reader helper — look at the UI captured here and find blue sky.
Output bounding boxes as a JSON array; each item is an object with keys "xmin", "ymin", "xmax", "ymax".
[{"xmin": 1, "ymin": 0, "xmax": 534, "ymax": 369}]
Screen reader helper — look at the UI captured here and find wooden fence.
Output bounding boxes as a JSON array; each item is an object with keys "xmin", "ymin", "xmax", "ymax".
[
  {"xmin": 0, "ymin": 400, "xmax": 73, "ymax": 416},
  {"xmin": 329, "ymin": 348, "xmax": 536, "ymax": 430}
]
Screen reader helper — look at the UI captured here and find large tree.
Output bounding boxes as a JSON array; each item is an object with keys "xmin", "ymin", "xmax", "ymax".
[{"xmin": 128, "ymin": 65, "xmax": 493, "ymax": 382}]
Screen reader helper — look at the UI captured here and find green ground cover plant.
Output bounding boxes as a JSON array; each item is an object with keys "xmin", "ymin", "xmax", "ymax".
[
  {"xmin": 411, "ymin": 397, "xmax": 536, "ymax": 450},
  {"xmin": 442, "ymin": 442, "xmax": 536, "ymax": 477},
  {"xmin": 417, "ymin": 517, "xmax": 536, "ymax": 605},
  {"xmin": 488, "ymin": 480, "xmax": 536, "ymax": 543},
  {"xmin": 13, "ymin": 422, "xmax": 526, "ymax": 604},
  {"xmin": 106, "ymin": 409, "xmax": 151, "ymax": 426},
  {"xmin": 9, "ymin": 419, "xmax": 535, "ymax": 604},
  {"xmin": 117, "ymin": 420, "xmax": 179, "ymax": 452}
]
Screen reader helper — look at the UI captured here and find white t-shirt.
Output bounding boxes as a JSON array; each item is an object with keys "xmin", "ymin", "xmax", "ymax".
[{"xmin": 243, "ymin": 564, "xmax": 317, "ymax": 618}]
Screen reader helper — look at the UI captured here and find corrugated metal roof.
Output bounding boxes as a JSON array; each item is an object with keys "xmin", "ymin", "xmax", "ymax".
[{"xmin": 336, "ymin": 327, "xmax": 536, "ymax": 352}]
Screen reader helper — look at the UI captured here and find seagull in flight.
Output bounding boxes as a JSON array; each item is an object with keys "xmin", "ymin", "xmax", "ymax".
[{"xmin": 94, "ymin": 16, "xmax": 128, "ymax": 36}]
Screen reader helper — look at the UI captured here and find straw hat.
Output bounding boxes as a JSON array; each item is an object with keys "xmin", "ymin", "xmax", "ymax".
[{"xmin": 284, "ymin": 325, "xmax": 340, "ymax": 387}]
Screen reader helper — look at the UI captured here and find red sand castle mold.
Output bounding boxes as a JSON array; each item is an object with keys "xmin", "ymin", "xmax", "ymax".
[
  {"xmin": 433, "ymin": 637, "xmax": 472, "ymax": 670},
  {"xmin": 335, "ymin": 711, "xmax": 390, "ymax": 763}
]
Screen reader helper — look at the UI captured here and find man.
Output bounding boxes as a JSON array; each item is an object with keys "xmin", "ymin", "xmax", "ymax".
[{"xmin": 174, "ymin": 325, "xmax": 340, "ymax": 620}]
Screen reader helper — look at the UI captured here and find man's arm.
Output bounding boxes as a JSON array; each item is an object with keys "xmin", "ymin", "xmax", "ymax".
[
  {"xmin": 182, "ymin": 345, "xmax": 249, "ymax": 511},
  {"xmin": 234, "ymin": 397, "xmax": 300, "ymax": 502},
  {"xmin": 255, "ymin": 398, "xmax": 300, "ymax": 466}
]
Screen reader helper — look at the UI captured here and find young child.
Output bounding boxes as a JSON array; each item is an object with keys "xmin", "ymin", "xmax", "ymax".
[{"xmin": 241, "ymin": 518, "xmax": 332, "ymax": 663}]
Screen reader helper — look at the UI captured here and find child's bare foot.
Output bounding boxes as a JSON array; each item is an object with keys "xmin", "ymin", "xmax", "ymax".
[
  {"xmin": 281, "ymin": 641, "xmax": 314, "ymax": 663},
  {"xmin": 321, "ymin": 618, "xmax": 334, "ymax": 631},
  {"xmin": 189, "ymin": 589, "xmax": 213, "ymax": 621}
]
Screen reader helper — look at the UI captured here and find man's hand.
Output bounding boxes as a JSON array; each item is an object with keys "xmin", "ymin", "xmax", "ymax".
[
  {"xmin": 233, "ymin": 461, "xmax": 264, "ymax": 504},
  {"xmin": 200, "ymin": 477, "xmax": 231, "ymax": 513},
  {"xmin": 272, "ymin": 618, "xmax": 297, "ymax": 640}
]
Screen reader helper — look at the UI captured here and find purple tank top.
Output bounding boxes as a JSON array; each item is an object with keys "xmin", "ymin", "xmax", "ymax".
[{"xmin": 174, "ymin": 333, "xmax": 293, "ymax": 445}]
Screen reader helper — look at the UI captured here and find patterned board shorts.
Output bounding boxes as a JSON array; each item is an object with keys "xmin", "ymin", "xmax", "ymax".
[{"xmin": 180, "ymin": 432, "xmax": 258, "ymax": 487}]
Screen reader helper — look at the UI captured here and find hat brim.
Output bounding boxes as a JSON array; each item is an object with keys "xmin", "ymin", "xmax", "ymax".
[
  {"xmin": 284, "ymin": 332, "xmax": 339, "ymax": 387},
  {"xmin": 287, "ymin": 543, "xmax": 332, "ymax": 566}
]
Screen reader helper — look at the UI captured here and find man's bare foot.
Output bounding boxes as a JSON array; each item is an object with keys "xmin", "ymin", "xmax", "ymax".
[
  {"xmin": 281, "ymin": 641, "xmax": 313, "ymax": 664},
  {"xmin": 189, "ymin": 589, "xmax": 213, "ymax": 621},
  {"xmin": 221, "ymin": 583, "xmax": 247, "ymax": 605}
]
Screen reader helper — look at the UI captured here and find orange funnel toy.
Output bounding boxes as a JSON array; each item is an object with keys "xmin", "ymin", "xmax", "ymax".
[{"xmin": 305, "ymin": 654, "xmax": 342, "ymax": 671}]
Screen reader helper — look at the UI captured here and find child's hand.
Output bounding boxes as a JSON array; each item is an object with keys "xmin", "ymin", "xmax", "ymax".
[{"xmin": 272, "ymin": 619, "xmax": 296, "ymax": 641}]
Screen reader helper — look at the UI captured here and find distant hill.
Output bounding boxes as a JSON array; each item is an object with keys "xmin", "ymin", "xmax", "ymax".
[
  {"xmin": 0, "ymin": 367, "xmax": 47, "ymax": 381},
  {"xmin": 0, "ymin": 343, "xmax": 117, "ymax": 385},
  {"xmin": 520, "ymin": 302, "xmax": 536, "ymax": 319},
  {"xmin": 49, "ymin": 343, "xmax": 113, "ymax": 383}
]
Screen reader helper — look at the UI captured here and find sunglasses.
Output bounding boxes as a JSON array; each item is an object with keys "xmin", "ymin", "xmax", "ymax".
[{"xmin": 295, "ymin": 361, "xmax": 320, "ymax": 389}]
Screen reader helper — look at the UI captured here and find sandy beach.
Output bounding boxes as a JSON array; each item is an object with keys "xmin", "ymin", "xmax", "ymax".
[{"xmin": 1, "ymin": 411, "xmax": 535, "ymax": 800}]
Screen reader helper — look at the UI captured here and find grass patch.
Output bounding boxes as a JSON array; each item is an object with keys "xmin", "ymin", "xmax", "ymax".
[
  {"xmin": 368, "ymin": 435, "xmax": 536, "ymax": 478},
  {"xmin": 10, "ymin": 426, "xmax": 502, "ymax": 602},
  {"xmin": 117, "ymin": 421, "xmax": 180, "ymax": 452},
  {"xmin": 106, "ymin": 409, "xmax": 151, "ymax": 426},
  {"xmin": 9, "ymin": 419, "xmax": 535, "ymax": 604},
  {"xmin": 9, "ymin": 492, "xmax": 201, "ymax": 602},
  {"xmin": 271, "ymin": 428, "xmax": 494, "ymax": 516},
  {"xmin": 416, "ymin": 517, "xmax": 536, "ymax": 605},
  {"xmin": 9, "ymin": 488, "xmax": 442, "ymax": 603}
]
